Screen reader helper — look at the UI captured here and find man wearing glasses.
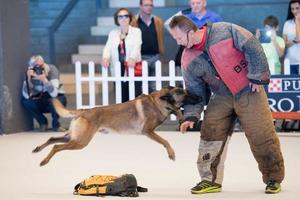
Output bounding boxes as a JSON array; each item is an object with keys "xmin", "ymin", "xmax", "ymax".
[{"xmin": 132, "ymin": 0, "xmax": 165, "ymax": 93}]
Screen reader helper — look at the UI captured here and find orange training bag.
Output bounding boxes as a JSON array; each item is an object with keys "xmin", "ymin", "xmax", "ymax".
[{"xmin": 73, "ymin": 174, "xmax": 147, "ymax": 197}]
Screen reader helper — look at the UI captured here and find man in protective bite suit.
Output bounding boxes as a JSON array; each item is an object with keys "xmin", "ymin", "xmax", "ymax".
[{"xmin": 169, "ymin": 15, "xmax": 285, "ymax": 194}]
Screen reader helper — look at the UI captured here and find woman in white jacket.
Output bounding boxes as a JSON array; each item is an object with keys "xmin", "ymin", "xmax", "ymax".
[
  {"xmin": 283, "ymin": 0, "xmax": 300, "ymax": 75},
  {"xmin": 102, "ymin": 8, "xmax": 142, "ymax": 102}
]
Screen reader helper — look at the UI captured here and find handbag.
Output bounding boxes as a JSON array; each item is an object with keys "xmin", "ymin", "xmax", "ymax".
[
  {"xmin": 119, "ymin": 34, "xmax": 142, "ymax": 77},
  {"xmin": 124, "ymin": 61, "xmax": 142, "ymax": 76}
]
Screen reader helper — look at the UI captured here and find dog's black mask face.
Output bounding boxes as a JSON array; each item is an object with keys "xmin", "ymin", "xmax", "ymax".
[
  {"xmin": 159, "ymin": 87, "xmax": 187, "ymax": 108},
  {"xmin": 159, "ymin": 94, "xmax": 176, "ymax": 104},
  {"xmin": 159, "ymin": 87, "xmax": 201, "ymax": 108}
]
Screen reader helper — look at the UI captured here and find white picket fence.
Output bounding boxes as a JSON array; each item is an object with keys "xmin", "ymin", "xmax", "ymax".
[
  {"xmin": 75, "ymin": 59, "xmax": 299, "ymax": 109},
  {"xmin": 75, "ymin": 60, "xmax": 184, "ymax": 109}
]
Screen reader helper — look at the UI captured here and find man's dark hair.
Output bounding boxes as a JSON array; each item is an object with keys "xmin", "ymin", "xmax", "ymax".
[
  {"xmin": 139, "ymin": 0, "xmax": 153, "ymax": 5},
  {"xmin": 169, "ymin": 15, "xmax": 198, "ymax": 33},
  {"xmin": 264, "ymin": 15, "xmax": 279, "ymax": 28},
  {"xmin": 113, "ymin": 8, "xmax": 133, "ymax": 26}
]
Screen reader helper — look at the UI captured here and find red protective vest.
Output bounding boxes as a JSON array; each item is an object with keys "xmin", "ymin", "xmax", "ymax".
[{"xmin": 208, "ymin": 38, "xmax": 249, "ymax": 95}]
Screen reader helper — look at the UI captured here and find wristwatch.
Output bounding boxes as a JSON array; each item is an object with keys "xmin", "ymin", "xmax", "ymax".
[{"xmin": 292, "ymin": 39, "xmax": 299, "ymax": 43}]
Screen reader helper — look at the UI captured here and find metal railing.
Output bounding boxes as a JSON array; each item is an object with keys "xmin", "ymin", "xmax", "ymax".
[{"xmin": 48, "ymin": 0, "xmax": 79, "ymax": 64}]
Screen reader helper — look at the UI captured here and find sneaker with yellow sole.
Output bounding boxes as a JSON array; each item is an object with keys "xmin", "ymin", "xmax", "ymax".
[
  {"xmin": 191, "ymin": 180, "xmax": 222, "ymax": 194},
  {"xmin": 265, "ymin": 180, "xmax": 281, "ymax": 194}
]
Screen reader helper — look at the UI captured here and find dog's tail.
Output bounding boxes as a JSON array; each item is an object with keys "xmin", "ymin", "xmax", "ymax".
[{"xmin": 52, "ymin": 98, "xmax": 84, "ymax": 118}]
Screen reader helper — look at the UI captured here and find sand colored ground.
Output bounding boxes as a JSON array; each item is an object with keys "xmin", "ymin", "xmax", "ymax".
[{"xmin": 0, "ymin": 131, "xmax": 299, "ymax": 200}]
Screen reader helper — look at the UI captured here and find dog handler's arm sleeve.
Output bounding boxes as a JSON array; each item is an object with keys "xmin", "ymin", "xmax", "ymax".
[
  {"xmin": 181, "ymin": 67, "xmax": 206, "ymax": 123},
  {"xmin": 231, "ymin": 24, "xmax": 270, "ymax": 85}
]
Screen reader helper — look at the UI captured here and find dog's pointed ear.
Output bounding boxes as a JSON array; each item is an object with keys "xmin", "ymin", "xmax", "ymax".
[
  {"xmin": 160, "ymin": 94, "xmax": 175, "ymax": 104},
  {"xmin": 166, "ymin": 86, "xmax": 175, "ymax": 90}
]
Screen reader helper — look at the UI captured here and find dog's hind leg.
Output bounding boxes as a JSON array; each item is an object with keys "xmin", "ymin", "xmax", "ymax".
[
  {"xmin": 32, "ymin": 133, "xmax": 71, "ymax": 153},
  {"xmin": 39, "ymin": 127, "xmax": 96, "ymax": 166},
  {"xmin": 145, "ymin": 131, "xmax": 175, "ymax": 161},
  {"xmin": 39, "ymin": 140, "xmax": 87, "ymax": 166}
]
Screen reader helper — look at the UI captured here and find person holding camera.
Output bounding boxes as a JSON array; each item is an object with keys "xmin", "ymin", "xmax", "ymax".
[
  {"xmin": 21, "ymin": 55, "xmax": 67, "ymax": 132},
  {"xmin": 255, "ymin": 15, "xmax": 285, "ymax": 75}
]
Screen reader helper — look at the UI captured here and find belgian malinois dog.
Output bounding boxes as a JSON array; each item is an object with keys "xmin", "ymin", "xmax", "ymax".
[{"xmin": 33, "ymin": 86, "xmax": 194, "ymax": 166}]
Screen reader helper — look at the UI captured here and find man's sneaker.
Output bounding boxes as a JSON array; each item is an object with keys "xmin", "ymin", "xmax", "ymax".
[
  {"xmin": 191, "ymin": 180, "xmax": 222, "ymax": 194},
  {"xmin": 265, "ymin": 180, "xmax": 281, "ymax": 194}
]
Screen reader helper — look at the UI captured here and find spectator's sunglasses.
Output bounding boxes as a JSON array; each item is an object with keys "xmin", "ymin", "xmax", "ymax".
[{"xmin": 117, "ymin": 14, "xmax": 130, "ymax": 20}]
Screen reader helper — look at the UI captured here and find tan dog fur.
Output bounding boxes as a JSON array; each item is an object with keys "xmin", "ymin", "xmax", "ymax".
[{"xmin": 32, "ymin": 87, "xmax": 189, "ymax": 166}]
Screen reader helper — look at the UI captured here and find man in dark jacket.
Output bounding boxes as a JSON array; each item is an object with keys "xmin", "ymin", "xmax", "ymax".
[
  {"xmin": 169, "ymin": 15, "xmax": 284, "ymax": 194},
  {"xmin": 132, "ymin": 0, "xmax": 165, "ymax": 93}
]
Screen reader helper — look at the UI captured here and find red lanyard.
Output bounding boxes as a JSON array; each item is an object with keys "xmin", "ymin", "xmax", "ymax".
[
  {"xmin": 120, "ymin": 38, "xmax": 125, "ymax": 55},
  {"xmin": 119, "ymin": 33, "xmax": 127, "ymax": 55}
]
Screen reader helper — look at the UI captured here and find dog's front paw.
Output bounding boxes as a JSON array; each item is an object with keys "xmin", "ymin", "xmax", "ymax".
[
  {"xmin": 168, "ymin": 149, "xmax": 176, "ymax": 161},
  {"xmin": 40, "ymin": 159, "xmax": 49, "ymax": 166},
  {"xmin": 32, "ymin": 146, "xmax": 41, "ymax": 153},
  {"xmin": 169, "ymin": 154, "xmax": 176, "ymax": 161}
]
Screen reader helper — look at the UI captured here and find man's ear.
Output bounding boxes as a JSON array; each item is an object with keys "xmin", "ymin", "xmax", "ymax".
[
  {"xmin": 188, "ymin": 29, "xmax": 195, "ymax": 38},
  {"xmin": 160, "ymin": 94, "xmax": 175, "ymax": 104}
]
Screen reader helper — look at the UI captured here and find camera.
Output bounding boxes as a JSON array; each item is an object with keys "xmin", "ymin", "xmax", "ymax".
[
  {"xmin": 32, "ymin": 64, "xmax": 44, "ymax": 75},
  {"xmin": 259, "ymin": 28, "xmax": 272, "ymax": 43}
]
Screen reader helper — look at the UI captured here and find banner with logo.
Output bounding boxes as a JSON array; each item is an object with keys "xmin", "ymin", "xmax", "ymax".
[{"xmin": 265, "ymin": 75, "xmax": 300, "ymax": 112}]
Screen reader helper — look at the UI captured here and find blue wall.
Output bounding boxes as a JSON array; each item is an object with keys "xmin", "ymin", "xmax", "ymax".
[
  {"xmin": 146, "ymin": 0, "xmax": 289, "ymax": 61},
  {"xmin": 29, "ymin": 0, "xmax": 290, "ymax": 68},
  {"xmin": 166, "ymin": 0, "xmax": 289, "ymax": 33},
  {"xmin": 29, "ymin": 0, "xmax": 97, "ymax": 66},
  {"xmin": 208, "ymin": 0, "xmax": 289, "ymax": 33}
]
